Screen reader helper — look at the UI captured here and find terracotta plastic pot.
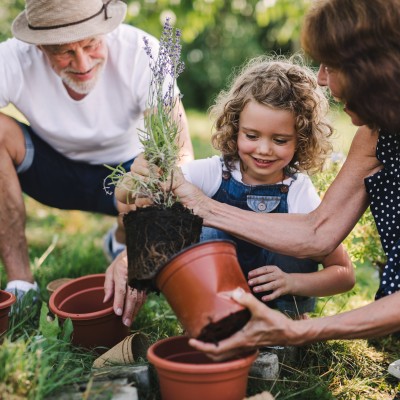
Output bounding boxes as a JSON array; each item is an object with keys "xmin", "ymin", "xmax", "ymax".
[
  {"xmin": 0, "ymin": 290, "xmax": 16, "ymax": 336},
  {"xmin": 147, "ymin": 336, "xmax": 258, "ymax": 400},
  {"xmin": 156, "ymin": 240, "xmax": 251, "ymax": 342},
  {"xmin": 49, "ymin": 274, "xmax": 129, "ymax": 352}
]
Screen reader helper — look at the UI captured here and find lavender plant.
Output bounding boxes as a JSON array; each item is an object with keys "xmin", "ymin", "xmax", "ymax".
[{"xmin": 105, "ymin": 18, "xmax": 184, "ymax": 207}]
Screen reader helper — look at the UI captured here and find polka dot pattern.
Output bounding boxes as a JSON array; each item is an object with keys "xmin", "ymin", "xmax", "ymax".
[{"xmin": 365, "ymin": 131, "xmax": 400, "ymax": 299}]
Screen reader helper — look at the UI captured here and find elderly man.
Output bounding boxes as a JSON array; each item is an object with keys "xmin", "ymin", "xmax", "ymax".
[{"xmin": 0, "ymin": 0, "xmax": 193, "ymax": 300}]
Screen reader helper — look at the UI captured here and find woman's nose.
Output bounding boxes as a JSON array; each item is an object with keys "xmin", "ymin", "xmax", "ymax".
[{"xmin": 317, "ymin": 64, "xmax": 328, "ymax": 86}]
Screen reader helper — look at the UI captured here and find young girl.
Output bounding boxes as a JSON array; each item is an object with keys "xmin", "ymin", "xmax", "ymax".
[
  {"xmin": 118, "ymin": 57, "xmax": 355, "ymax": 320},
  {"xmin": 179, "ymin": 57, "xmax": 355, "ymax": 318}
]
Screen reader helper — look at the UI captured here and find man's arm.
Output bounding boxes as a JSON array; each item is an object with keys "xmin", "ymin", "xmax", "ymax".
[{"xmin": 175, "ymin": 101, "xmax": 194, "ymax": 164}]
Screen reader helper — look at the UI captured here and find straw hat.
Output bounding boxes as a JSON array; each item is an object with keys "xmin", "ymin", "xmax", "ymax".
[{"xmin": 12, "ymin": 0, "xmax": 127, "ymax": 45}]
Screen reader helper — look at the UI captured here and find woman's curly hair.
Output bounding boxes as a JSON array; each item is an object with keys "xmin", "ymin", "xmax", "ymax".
[{"xmin": 210, "ymin": 56, "xmax": 333, "ymax": 175}]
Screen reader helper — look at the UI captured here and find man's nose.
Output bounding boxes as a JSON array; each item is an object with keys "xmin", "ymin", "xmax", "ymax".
[{"xmin": 72, "ymin": 49, "xmax": 91, "ymax": 72}]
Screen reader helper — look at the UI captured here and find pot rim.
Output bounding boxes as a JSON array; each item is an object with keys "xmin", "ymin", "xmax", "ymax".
[
  {"xmin": 155, "ymin": 239, "xmax": 237, "ymax": 281},
  {"xmin": 0, "ymin": 290, "xmax": 17, "ymax": 310},
  {"xmin": 49, "ymin": 273, "xmax": 114, "ymax": 320},
  {"xmin": 147, "ymin": 335, "xmax": 258, "ymax": 374}
]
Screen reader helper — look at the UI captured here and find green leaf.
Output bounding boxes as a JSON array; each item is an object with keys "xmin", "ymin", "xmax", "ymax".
[
  {"xmin": 39, "ymin": 302, "xmax": 61, "ymax": 340},
  {"xmin": 61, "ymin": 318, "xmax": 74, "ymax": 342}
]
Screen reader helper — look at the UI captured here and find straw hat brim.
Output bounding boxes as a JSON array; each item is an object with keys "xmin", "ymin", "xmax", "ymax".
[{"xmin": 11, "ymin": 1, "xmax": 127, "ymax": 45}]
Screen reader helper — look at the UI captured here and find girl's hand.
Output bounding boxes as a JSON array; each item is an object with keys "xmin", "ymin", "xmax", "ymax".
[
  {"xmin": 104, "ymin": 250, "xmax": 147, "ymax": 327},
  {"xmin": 248, "ymin": 265, "xmax": 294, "ymax": 302}
]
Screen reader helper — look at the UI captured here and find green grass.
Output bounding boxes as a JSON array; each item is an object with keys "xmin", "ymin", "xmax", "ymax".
[{"xmin": 1, "ymin": 106, "xmax": 399, "ymax": 399}]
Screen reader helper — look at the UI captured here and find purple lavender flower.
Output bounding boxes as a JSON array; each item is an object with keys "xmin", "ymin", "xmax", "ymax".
[
  {"xmin": 138, "ymin": 16, "xmax": 185, "ymax": 197},
  {"xmin": 143, "ymin": 17, "xmax": 185, "ymax": 111}
]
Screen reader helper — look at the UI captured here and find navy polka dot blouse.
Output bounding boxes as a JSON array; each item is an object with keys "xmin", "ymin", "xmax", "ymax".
[{"xmin": 365, "ymin": 131, "xmax": 400, "ymax": 299}]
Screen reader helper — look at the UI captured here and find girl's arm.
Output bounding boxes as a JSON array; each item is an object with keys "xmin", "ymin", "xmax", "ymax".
[
  {"xmin": 288, "ymin": 244, "xmax": 355, "ymax": 297},
  {"xmin": 248, "ymin": 244, "xmax": 355, "ymax": 299}
]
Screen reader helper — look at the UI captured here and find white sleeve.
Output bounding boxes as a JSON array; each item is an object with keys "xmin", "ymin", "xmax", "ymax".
[
  {"xmin": 0, "ymin": 39, "xmax": 23, "ymax": 108},
  {"xmin": 287, "ymin": 174, "xmax": 321, "ymax": 214},
  {"xmin": 181, "ymin": 155, "xmax": 222, "ymax": 198}
]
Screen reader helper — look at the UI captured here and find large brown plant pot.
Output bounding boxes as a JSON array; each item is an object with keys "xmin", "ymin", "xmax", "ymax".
[
  {"xmin": 156, "ymin": 240, "xmax": 251, "ymax": 343},
  {"xmin": 0, "ymin": 290, "xmax": 16, "ymax": 336},
  {"xmin": 49, "ymin": 274, "xmax": 129, "ymax": 353},
  {"xmin": 124, "ymin": 202, "xmax": 203, "ymax": 291},
  {"xmin": 147, "ymin": 335, "xmax": 258, "ymax": 400}
]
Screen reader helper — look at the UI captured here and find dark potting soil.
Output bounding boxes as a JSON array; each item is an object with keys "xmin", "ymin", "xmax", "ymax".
[
  {"xmin": 197, "ymin": 309, "xmax": 252, "ymax": 343},
  {"xmin": 124, "ymin": 202, "xmax": 203, "ymax": 292}
]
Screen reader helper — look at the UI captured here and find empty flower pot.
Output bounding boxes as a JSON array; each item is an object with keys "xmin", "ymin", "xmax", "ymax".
[
  {"xmin": 49, "ymin": 274, "xmax": 129, "ymax": 353},
  {"xmin": 0, "ymin": 290, "xmax": 16, "ymax": 336},
  {"xmin": 147, "ymin": 335, "xmax": 258, "ymax": 400},
  {"xmin": 155, "ymin": 240, "xmax": 251, "ymax": 342}
]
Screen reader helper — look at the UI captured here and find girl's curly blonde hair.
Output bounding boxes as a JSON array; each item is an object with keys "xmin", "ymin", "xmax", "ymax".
[{"xmin": 210, "ymin": 56, "xmax": 333, "ymax": 175}]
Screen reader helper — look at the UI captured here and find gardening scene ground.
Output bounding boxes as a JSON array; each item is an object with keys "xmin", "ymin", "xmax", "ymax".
[{"xmin": 1, "ymin": 107, "xmax": 400, "ymax": 399}]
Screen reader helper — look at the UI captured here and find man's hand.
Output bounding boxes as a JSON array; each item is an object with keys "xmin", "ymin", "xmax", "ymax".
[{"xmin": 104, "ymin": 250, "xmax": 147, "ymax": 326}]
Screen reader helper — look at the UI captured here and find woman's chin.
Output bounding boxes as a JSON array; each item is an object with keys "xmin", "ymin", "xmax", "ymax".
[{"xmin": 344, "ymin": 106, "xmax": 365, "ymax": 127}]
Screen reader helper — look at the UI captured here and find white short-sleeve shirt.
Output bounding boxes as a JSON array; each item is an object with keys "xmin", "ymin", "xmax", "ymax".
[{"xmin": 181, "ymin": 155, "xmax": 321, "ymax": 213}]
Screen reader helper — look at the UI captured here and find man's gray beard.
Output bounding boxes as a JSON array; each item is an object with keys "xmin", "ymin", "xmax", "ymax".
[{"xmin": 60, "ymin": 60, "xmax": 104, "ymax": 95}]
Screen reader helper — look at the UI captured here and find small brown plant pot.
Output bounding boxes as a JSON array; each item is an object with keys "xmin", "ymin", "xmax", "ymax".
[
  {"xmin": 49, "ymin": 274, "xmax": 129, "ymax": 353},
  {"xmin": 0, "ymin": 290, "xmax": 16, "ymax": 336},
  {"xmin": 156, "ymin": 240, "xmax": 251, "ymax": 342},
  {"xmin": 147, "ymin": 336, "xmax": 258, "ymax": 400}
]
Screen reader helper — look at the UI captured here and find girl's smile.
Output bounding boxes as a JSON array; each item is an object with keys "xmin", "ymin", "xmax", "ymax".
[{"xmin": 237, "ymin": 100, "xmax": 297, "ymax": 185}]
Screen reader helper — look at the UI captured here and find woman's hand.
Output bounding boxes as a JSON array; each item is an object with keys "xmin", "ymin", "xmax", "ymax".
[
  {"xmin": 104, "ymin": 250, "xmax": 147, "ymax": 327},
  {"xmin": 188, "ymin": 288, "xmax": 296, "ymax": 361},
  {"xmin": 248, "ymin": 265, "xmax": 294, "ymax": 302}
]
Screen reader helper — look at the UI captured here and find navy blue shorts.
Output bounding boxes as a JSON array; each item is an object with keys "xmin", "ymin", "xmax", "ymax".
[{"xmin": 16, "ymin": 122, "xmax": 134, "ymax": 216}]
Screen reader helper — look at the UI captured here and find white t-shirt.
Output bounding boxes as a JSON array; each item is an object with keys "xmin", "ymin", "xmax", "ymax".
[
  {"xmin": 0, "ymin": 24, "xmax": 171, "ymax": 165},
  {"xmin": 181, "ymin": 155, "xmax": 321, "ymax": 213}
]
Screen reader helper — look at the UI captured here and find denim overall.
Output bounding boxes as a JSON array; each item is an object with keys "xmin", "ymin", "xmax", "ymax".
[{"xmin": 200, "ymin": 167, "xmax": 318, "ymax": 317}]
